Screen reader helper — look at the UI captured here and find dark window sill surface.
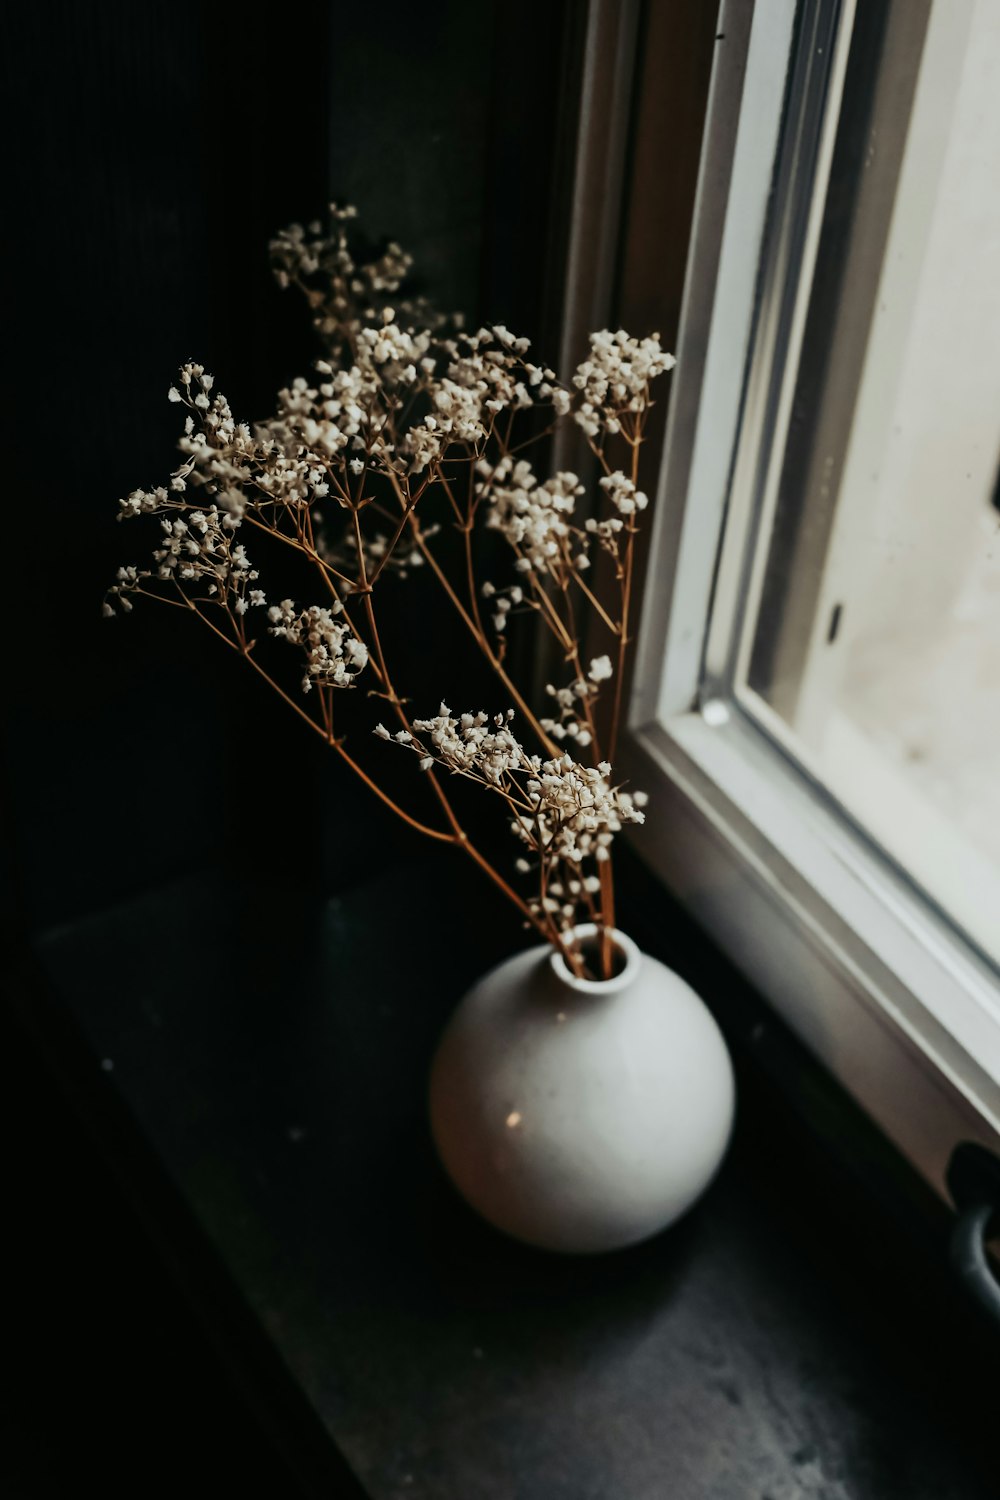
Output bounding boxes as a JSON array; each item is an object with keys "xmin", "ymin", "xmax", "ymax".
[{"xmin": 11, "ymin": 856, "xmax": 997, "ymax": 1500}]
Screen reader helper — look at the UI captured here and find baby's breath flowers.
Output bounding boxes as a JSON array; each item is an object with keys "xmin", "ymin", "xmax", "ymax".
[
  {"xmin": 106, "ymin": 206, "xmax": 674, "ymax": 979},
  {"xmin": 267, "ymin": 600, "xmax": 369, "ymax": 692},
  {"xmin": 380, "ymin": 707, "xmax": 647, "ymax": 933}
]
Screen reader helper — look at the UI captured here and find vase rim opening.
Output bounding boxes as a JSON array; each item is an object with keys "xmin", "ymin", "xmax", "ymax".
[{"xmin": 550, "ymin": 924, "xmax": 641, "ymax": 994}]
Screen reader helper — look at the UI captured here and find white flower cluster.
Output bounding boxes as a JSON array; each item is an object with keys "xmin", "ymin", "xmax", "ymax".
[
  {"xmin": 267, "ymin": 599, "xmax": 368, "ymax": 692},
  {"xmin": 405, "ymin": 379, "xmax": 491, "ymax": 471},
  {"xmin": 480, "ymin": 579, "xmax": 525, "ymax": 634},
  {"xmin": 377, "ymin": 706, "xmax": 648, "ymax": 931},
  {"xmin": 107, "ymin": 452, "xmax": 265, "ymax": 619},
  {"xmin": 170, "ymin": 363, "xmax": 328, "ymax": 514},
  {"xmin": 269, "ymin": 205, "xmax": 426, "ymax": 350},
  {"xmin": 118, "ymin": 485, "xmax": 171, "ymax": 519},
  {"xmin": 357, "ymin": 310, "xmax": 433, "ymax": 384},
  {"xmin": 254, "ymin": 309, "xmax": 572, "ymax": 481},
  {"xmin": 103, "ymin": 565, "xmax": 147, "ymax": 614},
  {"xmin": 583, "ymin": 512, "xmax": 625, "ymax": 558},
  {"xmin": 538, "ymin": 661, "xmax": 612, "ymax": 749},
  {"xmin": 171, "ymin": 365, "xmax": 256, "ymax": 482},
  {"xmin": 376, "ymin": 705, "xmax": 525, "ymax": 781},
  {"xmin": 262, "ymin": 364, "xmax": 380, "ymax": 471},
  {"xmin": 155, "ymin": 508, "xmax": 245, "ymax": 583},
  {"xmin": 402, "ymin": 326, "xmax": 568, "ymax": 474},
  {"xmin": 482, "ymin": 459, "xmax": 585, "ymax": 576},
  {"xmin": 269, "ymin": 207, "xmax": 366, "ymax": 286},
  {"xmin": 573, "ymin": 330, "xmax": 675, "ymax": 437},
  {"xmin": 515, "ymin": 755, "xmax": 647, "ymax": 871},
  {"xmin": 599, "ymin": 470, "xmax": 649, "ymax": 516},
  {"xmin": 257, "ymin": 304, "xmax": 434, "ymax": 480}
]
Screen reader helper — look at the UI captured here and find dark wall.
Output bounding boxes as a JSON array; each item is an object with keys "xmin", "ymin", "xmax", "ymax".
[
  {"xmin": 324, "ymin": 1, "xmax": 574, "ymax": 338},
  {"xmin": 1, "ymin": 0, "xmax": 571, "ymax": 937}
]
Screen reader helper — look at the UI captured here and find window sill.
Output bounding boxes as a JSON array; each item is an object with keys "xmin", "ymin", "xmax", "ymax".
[
  {"xmin": 12, "ymin": 858, "xmax": 997, "ymax": 1499},
  {"xmin": 623, "ymin": 708, "xmax": 1000, "ymax": 1196}
]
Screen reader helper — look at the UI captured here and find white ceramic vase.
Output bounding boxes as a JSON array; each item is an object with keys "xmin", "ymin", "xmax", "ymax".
[{"xmin": 429, "ymin": 925, "xmax": 735, "ymax": 1254}]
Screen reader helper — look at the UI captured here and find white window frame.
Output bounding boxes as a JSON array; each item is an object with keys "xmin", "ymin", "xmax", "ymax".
[{"xmin": 621, "ymin": 0, "xmax": 1000, "ymax": 1196}]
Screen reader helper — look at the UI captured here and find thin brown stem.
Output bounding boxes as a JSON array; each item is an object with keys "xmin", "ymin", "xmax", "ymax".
[
  {"xmin": 242, "ymin": 512, "xmax": 355, "ymax": 588},
  {"xmin": 349, "ymin": 500, "xmax": 560, "ymax": 944},
  {"xmin": 367, "ymin": 500, "xmax": 415, "ymax": 586},
  {"xmin": 331, "ymin": 737, "xmax": 457, "ymax": 842},
  {"xmin": 409, "ymin": 522, "xmax": 562, "ymax": 757},
  {"xmin": 367, "ymin": 475, "xmax": 430, "ymax": 588},
  {"xmin": 570, "ymin": 565, "xmax": 620, "ymax": 637},
  {"xmin": 191, "ymin": 600, "xmax": 329, "ymax": 741},
  {"xmin": 559, "ymin": 577, "xmax": 603, "ymax": 762},
  {"xmin": 243, "ymin": 508, "xmax": 384, "ymax": 686},
  {"xmin": 165, "ymin": 581, "xmax": 457, "ymax": 842},
  {"xmin": 598, "ymin": 858, "xmax": 616, "ymax": 979},
  {"xmin": 527, "ymin": 569, "xmax": 575, "ymax": 653},
  {"xmin": 239, "ymin": 633, "xmax": 455, "ymax": 841},
  {"xmin": 606, "ymin": 433, "xmax": 642, "ymax": 765},
  {"xmin": 435, "ymin": 469, "xmax": 466, "ymax": 528},
  {"xmin": 463, "ymin": 523, "xmax": 488, "ymax": 642},
  {"xmin": 584, "ymin": 435, "xmax": 615, "ymax": 477}
]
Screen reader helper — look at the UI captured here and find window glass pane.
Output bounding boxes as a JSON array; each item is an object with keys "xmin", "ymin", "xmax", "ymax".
[{"xmin": 740, "ymin": 0, "xmax": 1000, "ymax": 965}]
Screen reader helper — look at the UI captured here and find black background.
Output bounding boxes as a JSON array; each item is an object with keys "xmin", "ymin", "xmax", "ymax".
[
  {"xmin": 1, "ymin": 0, "xmax": 573, "ymax": 936},
  {"xmin": 1, "ymin": 4, "xmax": 573, "ymax": 1492}
]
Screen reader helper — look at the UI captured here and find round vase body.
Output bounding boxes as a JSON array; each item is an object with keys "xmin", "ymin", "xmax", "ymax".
[{"xmin": 429, "ymin": 928, "xmax": 735, "ymax": 1254}]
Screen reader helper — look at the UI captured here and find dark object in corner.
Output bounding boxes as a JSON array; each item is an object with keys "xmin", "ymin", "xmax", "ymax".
[{"xmin": 948, "ymin": 1142, "xmax": 1000, "ymax": 1327}]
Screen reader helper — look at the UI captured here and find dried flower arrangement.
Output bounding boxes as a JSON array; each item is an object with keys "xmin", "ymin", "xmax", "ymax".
[{"xmin": 105, "ymin": 206, "xmax": 674, "ymax": 980}]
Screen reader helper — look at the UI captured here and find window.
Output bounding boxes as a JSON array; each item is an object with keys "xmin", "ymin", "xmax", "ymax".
[{"xmin": 624, "ymin": 0, "xmax": 1000, "ymax": 1191}]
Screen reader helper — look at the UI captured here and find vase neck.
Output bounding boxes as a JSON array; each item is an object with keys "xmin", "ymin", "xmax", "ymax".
[{"xmin": 550, "ymin": 925, "xmax": 640, "ymax": 996}]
